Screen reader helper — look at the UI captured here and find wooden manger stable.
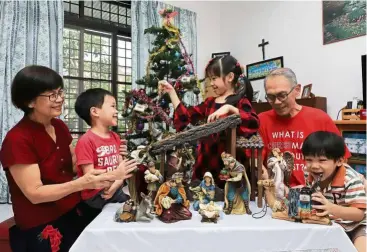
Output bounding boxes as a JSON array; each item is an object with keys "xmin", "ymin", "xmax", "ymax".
[{"xmin": 147, "ymin": 114, "xmax": 264, "ymax": 207}]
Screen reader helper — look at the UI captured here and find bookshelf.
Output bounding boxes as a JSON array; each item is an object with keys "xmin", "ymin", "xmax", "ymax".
[{"xmin": 334, "ymin": 120, "xmax": 366, "ymax": 176}]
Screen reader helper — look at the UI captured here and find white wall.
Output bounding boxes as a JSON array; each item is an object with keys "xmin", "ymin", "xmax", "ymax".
[
  {"xmin": 219, "ymin": 1, "xmax": 366, "ymax": 119},
  {"xmin": 164, "ymin": 1, "xmax": 222, "ymax": 78}
]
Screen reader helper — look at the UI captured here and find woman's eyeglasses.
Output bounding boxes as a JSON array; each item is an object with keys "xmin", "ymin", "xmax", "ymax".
[
  {"xmin": 39, "ymin": 90, "xmax": 65, "ymax": 102},
  {"xmin": 265, "ymin": 86, "xmax": 295, "ymax": 103}
]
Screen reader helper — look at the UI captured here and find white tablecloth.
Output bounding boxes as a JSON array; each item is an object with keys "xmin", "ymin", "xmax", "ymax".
[{"xmin": 70, "ymin": 202, "xmax": 356, "ymax": 252}]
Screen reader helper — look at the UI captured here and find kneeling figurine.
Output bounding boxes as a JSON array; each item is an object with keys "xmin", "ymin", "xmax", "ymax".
[{"xmin": 154, "ymin": 172, "xmax": 192, "ymax": 223}]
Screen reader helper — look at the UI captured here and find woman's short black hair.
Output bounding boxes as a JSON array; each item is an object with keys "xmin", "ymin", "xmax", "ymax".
[
  {"xmin": 75, "ymin": 88, "xmax": 113, "ymax": 126},
  {"xmin": 11, "ymin": 65, "xmax": 64, "ymax": 114},
  {"xmin": 302, "ymin": 131, "xmax": 345, "ymax": 161}
]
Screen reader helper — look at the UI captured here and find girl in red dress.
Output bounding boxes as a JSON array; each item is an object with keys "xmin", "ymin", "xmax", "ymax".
[{"xmin": 159, "ymin": 55, "xmax": 259, "ymax": 188}]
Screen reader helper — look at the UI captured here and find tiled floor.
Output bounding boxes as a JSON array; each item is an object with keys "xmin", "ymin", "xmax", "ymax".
[{"xmin": 0, "ymin": 204, "xmax": 13, "ymax": 222}]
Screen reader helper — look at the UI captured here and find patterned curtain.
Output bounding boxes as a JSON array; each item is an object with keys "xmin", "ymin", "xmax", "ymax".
[
  {"xmin": 131, "ymin": 0, "xmax": 198, "ymax": 105},
  {"xmin": 0, "ymin": 1, "xmax": 64, "ymax": 203}
]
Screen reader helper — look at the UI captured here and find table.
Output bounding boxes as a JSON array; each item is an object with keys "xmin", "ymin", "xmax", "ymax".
[{"xmin": 70, "ymin": 202, "xmax": 356, "ymax": 252}]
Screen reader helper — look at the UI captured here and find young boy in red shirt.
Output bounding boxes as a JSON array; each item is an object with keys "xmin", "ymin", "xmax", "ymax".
[
  {"xmin": 75, "ymin": 88, "xmax": 132, "ymax": 209},
  {"xmin": 302, "ymin": 131, "xmax": 366, "ymax": 252}
]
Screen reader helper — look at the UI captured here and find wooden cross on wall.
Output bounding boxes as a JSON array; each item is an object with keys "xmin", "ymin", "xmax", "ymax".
[{"xmin": 258, "ymin": 38, "xmax": 269, "ymax": 60}]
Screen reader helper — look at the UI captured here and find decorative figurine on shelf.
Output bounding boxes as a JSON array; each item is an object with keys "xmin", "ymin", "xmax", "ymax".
[
  {"xmin": 154, "ymin": 172, "xmax": 192, "ymax": 223},
  {"xmin": 114, "ymin": 199, "xmax": 137, "ymax": 223},
  {"xmin": 144, "ymin": 160, "xmax": 164, "ymax": 208},
  {"xmin": 136, "ymin": 192, "xmax": 155, "ymax": 222},
  {"xmin": 220, "ymin": 152, "xmax": 252, "ymax": 215},
  {"xmin": 267, "ymin": 148, "xmax": 294, "ymax": 199},
  {"xmin": 190, "ymin": 172, "xmax": 215, "ymax": 211},
  {"xmin": 198, "ymin": 201, "xmax": 222, "ymax": 223}
]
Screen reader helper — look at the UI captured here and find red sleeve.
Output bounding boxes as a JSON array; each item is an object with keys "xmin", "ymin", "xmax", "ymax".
[
  {"xmin": 320, "ymin": 114, "xmax": 351, "ymax": 159},
  {"xmin": 173, "ymin": 98, "xmax": 213, "ymax": 132},
  {"xmin": 0, "ymin": 132, "xmax": 38, "ymax": 169},
  {"xmin": 74, "ymin": 135, "xmax": 95, "ymax": 167},
  {"xmin": 237, "ymin": 98, "xmax": 260, "ymax": 136}
]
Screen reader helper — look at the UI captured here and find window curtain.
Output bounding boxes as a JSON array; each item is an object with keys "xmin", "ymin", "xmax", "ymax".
[
  {"xmin": 131, "ymin": 0, "xmax": 198, "ymax": 105},
  {"xmin": 0, "ymin": 0, "xmax": 64, "ymax": 203}
]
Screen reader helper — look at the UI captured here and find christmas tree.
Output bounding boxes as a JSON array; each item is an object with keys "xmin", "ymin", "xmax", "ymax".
[{"xmin": 122, "ymin": 8, "xmax": 201, "ymax": 151}]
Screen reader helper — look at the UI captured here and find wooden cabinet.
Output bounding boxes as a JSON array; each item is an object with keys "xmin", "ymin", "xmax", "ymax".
[{"xmin": 252, "ymin": 97, "xmax": 327, "ymax": 114}]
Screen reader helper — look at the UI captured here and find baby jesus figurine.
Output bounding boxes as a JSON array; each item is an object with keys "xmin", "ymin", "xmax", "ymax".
[{"xmin": 154, "ymin": 172, "xmax": 192, "ymax": 223}]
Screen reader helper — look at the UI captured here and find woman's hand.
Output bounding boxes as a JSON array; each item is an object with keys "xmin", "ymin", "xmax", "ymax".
[
  {"xmin": 207, "ymin": 104, "xmax": 238, "ymax": 123},
  {"xmin": 79, "ymin": 169, "xmax": 114, "ymax": 190},
  {"xmin": 112, "ymin": 158, "xmax": 138, "ymax": 180},
  {"xmin": 158, "ymin": 80, "xmax": 174, "ymax": 95}
]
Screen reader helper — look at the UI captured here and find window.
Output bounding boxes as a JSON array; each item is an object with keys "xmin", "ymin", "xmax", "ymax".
[{"xmin": 63, "ymin": 1, "xmax": 131, "ymax": 141}]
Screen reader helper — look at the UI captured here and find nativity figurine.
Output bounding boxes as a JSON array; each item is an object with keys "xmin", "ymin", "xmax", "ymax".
[
  {"xmin": 154, "ymin": 172, "xmax": 192, "ymax": 223},
  {"xmin": 114, "ymin": 199, "xmax": 137, "ymax": 223},
  {"xmin": 258, "ymin": 150, "xmax": 331, "ymax": 225},
  {"xmin": 136, "ymin": 192, "xmax": 155, "ymax": 222},
  {"xmin": 190, "ymin": 172, "xmax": 215, "ymax": 211},
  {"xmin": 144, "ymin": 160, "xmax": 163, "ymax": 211},
  {"xmin": 220, "ymin": 152, "xmax": 251, "ymax": 215},
  {"xmin": 267, "ymin": 148, "xmax": 294, "ymax": 199},
  {"xmin": 198, "ymin": 201, "xmax": 222, "ymax": 223}
]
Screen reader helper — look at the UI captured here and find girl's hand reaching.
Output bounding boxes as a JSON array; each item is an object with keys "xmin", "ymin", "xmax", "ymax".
[
  {"xmin": 158, "ymin": 80, "xmax": 174, "ymax": 95},
  {"xmin": 207, "ymin": 104, "xmax": 239, "ymax": 122}
]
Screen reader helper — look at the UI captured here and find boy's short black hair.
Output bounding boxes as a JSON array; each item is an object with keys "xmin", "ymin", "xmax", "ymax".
[
  {"xmin": 302, "ymin": 131, "xmax": 345, "ymax": 161},
  {"xmin": 11, "ymin": 65, "xmax": 64, "ymax": 115},
  {"xmin": 75, "ymin": 88, "xmax": 113, "ymax": 126}
]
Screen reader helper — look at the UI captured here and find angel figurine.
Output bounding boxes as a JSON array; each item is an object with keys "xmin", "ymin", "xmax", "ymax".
[
  {"xmin": 190, "ymin": 172, "xmax": 215, "ymax": 211},
  {"xmin": 154, "ymin": 172, "xmax": 192, "ymax": 223},
  {"xmin": 220, "ymin": 152, "xmax": 251, "ymax": 215},
  {"xmin": 144, "ymin": 160, "xmax": 163, "ymax": 203},
  {"xmin": 267, "ymin": 148, "xmax": 294, "ymax": 199}
]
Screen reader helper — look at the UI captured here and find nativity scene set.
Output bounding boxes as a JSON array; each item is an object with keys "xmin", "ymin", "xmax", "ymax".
[{"xmin": 114, "ymin": 8, "xmax": 331, "ymax": 226}]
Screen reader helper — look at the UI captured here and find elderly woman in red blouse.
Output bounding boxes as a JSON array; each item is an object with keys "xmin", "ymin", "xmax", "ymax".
[{"xmin": 0, "ymin": 66, "xmax": 136, "ymax": 252}]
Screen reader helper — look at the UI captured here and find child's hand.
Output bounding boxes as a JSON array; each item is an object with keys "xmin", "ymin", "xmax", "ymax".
[
  {"xmin": 102, "ymin": 180, "xmax": 123, "ymax": 200},
  {"xmin": 158, "ymin": 80, "xmax": 174, "ymax": 95},
  {"xmin": 207, "ymin": 104, "xmax": 237, "ymax": 122},
  {"xmin": 119, "ymin": 139, "xmax": 128, "ymax": 156},
  {"xmin": 311, "ymin": 191, "xmax": 335, "ymax": 217}
]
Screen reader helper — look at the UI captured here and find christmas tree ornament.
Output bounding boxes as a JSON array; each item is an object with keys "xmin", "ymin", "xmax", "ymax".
[
  {"xmin": 174, "ymin": 51, "xmax": 181, "ymax": 58},
  {"xmin": 136, "ymin": 121, "xmax": 145, "ymax": 131}
]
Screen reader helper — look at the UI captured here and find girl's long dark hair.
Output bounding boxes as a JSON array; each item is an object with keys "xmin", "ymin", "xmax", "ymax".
[{"xmin": 205, "ymin": 55, "xmax": 253, "ymax": 105}]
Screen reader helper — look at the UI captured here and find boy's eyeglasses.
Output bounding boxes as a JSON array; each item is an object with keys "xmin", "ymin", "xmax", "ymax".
[
  {"xmin": 265, "ymin": 86, "xmax": 296, "ymax": 103},
  {"xmin": 39, "ymin": 90, "xmax": 65, "ymax": 102}
]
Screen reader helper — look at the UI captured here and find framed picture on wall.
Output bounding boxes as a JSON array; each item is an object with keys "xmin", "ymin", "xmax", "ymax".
[
  {"xmin": 323, "ymin": 1, "xmax": 366, "ymax": 45},
  {"xmin": 246, "ymin": 56, "xmax": 284, "ymax": 81},
  {"xmin": 212, "ymin": 52, "xmax": 230, "ymax": 58},
  {"xmin": 301, "ymin": 84, "xmax": 313, "ymax": 98}
]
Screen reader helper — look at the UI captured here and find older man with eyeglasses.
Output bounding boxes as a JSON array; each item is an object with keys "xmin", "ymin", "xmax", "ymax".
[{"xmin": 258, "ymin": 68, "xmax": 351, "ymax": 187}]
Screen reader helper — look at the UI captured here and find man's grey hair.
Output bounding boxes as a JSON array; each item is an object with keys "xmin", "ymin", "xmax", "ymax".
[{"xmin": 264, "ymin": 68, "xmax": 298, "ymax": 89}]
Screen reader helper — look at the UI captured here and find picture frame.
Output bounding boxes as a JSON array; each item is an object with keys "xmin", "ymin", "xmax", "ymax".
[
  {"xmin": 211, "ymin": 52, "xmax": 230, "ymax": 58},
  {"xmin": 246, "ymin": 56, "xmax": 284, "ymax": 81},
  {"xmin": 323, "ymin": 1, "xmax": 366, "ymax": 45},
  {"xmin": 301, "ymin": 84, "xmax": 313, "ymax": 98},
  {"xmin": 252, "ymin": 90, "xmax": 261, "ymax": 103}
]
